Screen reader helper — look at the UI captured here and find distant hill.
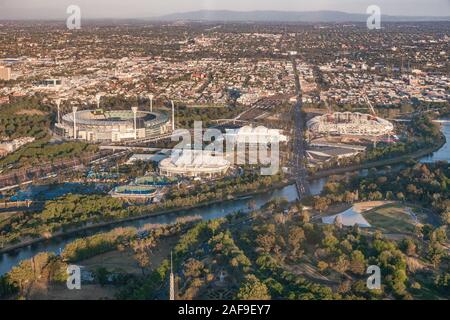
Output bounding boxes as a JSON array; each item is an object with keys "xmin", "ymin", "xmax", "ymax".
[{"xmin": 155, "ymin": 10, "xmax": 450, "ymax": 23}]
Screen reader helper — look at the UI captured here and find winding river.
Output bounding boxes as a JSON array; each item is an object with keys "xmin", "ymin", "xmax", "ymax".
[{"xmin": 0, "ymin": 122, "xmax": 448, "ymax": 276}]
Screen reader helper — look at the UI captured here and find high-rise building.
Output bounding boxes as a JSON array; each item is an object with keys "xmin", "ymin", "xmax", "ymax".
[{"xmin": 0, "ymin": 66, "xmax": 11, "ymax": 81}]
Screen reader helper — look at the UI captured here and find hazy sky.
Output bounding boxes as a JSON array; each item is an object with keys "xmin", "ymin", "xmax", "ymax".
[{"xmin": 1, "ymin": 0, "xmax": 449, "ymax": 19}]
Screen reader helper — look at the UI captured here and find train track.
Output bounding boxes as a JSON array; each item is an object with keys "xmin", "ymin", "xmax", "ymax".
[{"xmin": 290, "ymin": 55, "xmax": 311, "ymax": 199}]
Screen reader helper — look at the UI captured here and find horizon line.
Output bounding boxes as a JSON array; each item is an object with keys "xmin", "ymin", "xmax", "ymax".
[{"xmin": 1, "ymin": 9, "xmax": 450, "ymax": 21}]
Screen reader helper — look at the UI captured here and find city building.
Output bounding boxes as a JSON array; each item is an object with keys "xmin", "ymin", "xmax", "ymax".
[
  {"xmin": 33, "ymin": 79, "xmax": 63, "ymax": 90},
  {"xmin": 0, "ymin": 66, "xmax": 11, "ymax": 81}
]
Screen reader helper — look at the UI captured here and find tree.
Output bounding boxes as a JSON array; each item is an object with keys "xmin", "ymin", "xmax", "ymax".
[
  {"xmin": 288, "ymin": 226, "xmax": 305, "ymax": 259},
  {"xmin": 334, "ymin": 255, "xmax": 350, "ymax": 274},
  {"xmin": 95, "ymin": 267, "xmax": 110, "ymax": 286},
  {"xmin": 299, "ymin": 210, "xmax": 310, "ymax": 223},
  {"xmin": 236, "ymin": 274, "xmax": 271, "ymax": 300},
  {"xmin": 431, "ymin": 227, "xmax": 447, "ymax": 244},
  {"xmin": 385, "ymin": 191, "xmax": 394, "ymax": 200},
  {"xmin": 317, "ymin": 261, "xmax": 329, "ymax": 272},
  {"xmin": 135, "ymin": 251, "xmax": 151, "ymax": 276},
  {"xmin": 343, "ymin": 191, "xmax": 356, "ymax": 204},
  {"xmin": 390, "ymin": 269, "xmax": 408, "ymax": 296},
  {"xmin": 427, "ymin": 242, "xmax": 445, "ymax": 269},
  {"xmin": 183, "ymin": 258, "xmax": 204, "ymax": 278},
  {"xmin": 442, "ymin": 211, "xmax": 450, "ymax": 225},
  {"xmin": 255, "ymin": 234, "xmax": 276, "ymax": 254},
  {"xmin": 313, "ymin": 197, "xmax": 329, "ymax": 213},
  {"xmin": 396, "ymin": 192, "xmax": 405, "ymax": 202},
  {"xmin": 401, "ymin": 239, "xmax": 416, "ymax": 256},
  {"xmin": 322, "ymin": 234, "xmax": 339, "ymax": 249},
  {"xmin": 0, "ymin": 275, "xmax": 18, "ymax": 298},
  {"xmin": 434, "ymin": 272, "xmax": 449, "ymax": 295},
  {"xmin": 349, "ymin": 250, "xmax": 366, "ymax": 275}
]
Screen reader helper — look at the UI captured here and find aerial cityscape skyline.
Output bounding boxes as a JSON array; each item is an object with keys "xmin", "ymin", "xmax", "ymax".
[
  {"xmin": 0, "ymin": 0, "xmax": 449, "ymax": 19},
  {"xmin": 0, "ymin": 0, "xmax": 448, "ymax": 305}
]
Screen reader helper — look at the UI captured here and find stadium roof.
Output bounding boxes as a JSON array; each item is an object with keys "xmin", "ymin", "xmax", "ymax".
[{"xmin": 322, "ymin": 209, "xmax": 371, "ymax": 228}]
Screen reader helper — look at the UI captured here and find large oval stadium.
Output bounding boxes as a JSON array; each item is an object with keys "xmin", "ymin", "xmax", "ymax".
[
  {"xmin": 56, "ymin": 108, "xmax": 171, "ymax": 142},
  {"xmin": 307, "ymin": 112, "xmax": 394, "ymax": 137}
]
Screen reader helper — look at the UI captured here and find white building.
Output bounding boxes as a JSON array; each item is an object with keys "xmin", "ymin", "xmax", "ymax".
[
  {"xmin": 159, "ymin": 149, "xmax": 230, "ymax": 178},
  {"xmin": 223, "ymin": 126, "xmax": 289, "ymax": 145}
]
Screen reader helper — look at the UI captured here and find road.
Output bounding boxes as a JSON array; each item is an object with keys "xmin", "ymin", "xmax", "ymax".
[{"xmin": 290, "ymin": 55, "xmax": 311, "ymax": 198}]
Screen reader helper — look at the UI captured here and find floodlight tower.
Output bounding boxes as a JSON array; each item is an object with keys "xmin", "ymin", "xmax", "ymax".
[
  {"xmin": 55, "ymin": 99, "xmax": 62, "ymax": 124},
  {"xmin": 131, "ymin": 106, "xmax": 138, "ymax": 140},
  {"xmin": 95, "ymin": 93, "xmax": 104, "ymax": 109},
  {"xmin": 171, "ymin": 100, "xmax": 175, "ymax": 132},
  {"xmin": 363, "ymin": 95, "xmax": 378, "ymax": 148},
  {"xmin": 148, "ymin": 94, "xmax": 154, "ymax": 113},
  {"xmin": 72, "ymin": 106, "xmax": 78, "ymax": 140}
]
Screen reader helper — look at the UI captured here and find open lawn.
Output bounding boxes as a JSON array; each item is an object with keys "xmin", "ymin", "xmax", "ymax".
[
  {"xmin": 80, "ymin": 249, "xmax": 142, "ymax": 275},
  {"xmin": 363, "ymin": 203, "xmax": 417, "ymax": 235},
  {"xmin": 79, "ymin": 235, "xmax": 180, "ymax": 275}
]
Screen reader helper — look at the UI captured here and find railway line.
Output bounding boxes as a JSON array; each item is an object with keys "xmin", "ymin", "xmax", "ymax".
[{"xmin": 290, "ymin": 55, "xmax": 311, "ymax": 199}]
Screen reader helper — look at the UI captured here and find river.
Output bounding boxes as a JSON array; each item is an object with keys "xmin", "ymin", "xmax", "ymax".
[
  {"xmin": 0, "ymin": 184, "xmax": 301, "ymax": 275},
  {"xmin": 420, "ymin": 121, "xmax": 450, "ymax": 163},
  {"xmin": 0, "ymin": 122, "xmax": 448, "ymax": 276}
]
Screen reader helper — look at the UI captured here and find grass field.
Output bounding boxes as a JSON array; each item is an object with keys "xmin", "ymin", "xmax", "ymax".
[{"xmin": 363, "ymin": 203, "xmax": 418, "ymax": 235}]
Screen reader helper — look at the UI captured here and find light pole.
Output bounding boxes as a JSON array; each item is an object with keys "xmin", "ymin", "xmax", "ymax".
[
  {"xmin": 148, "ymin": 94, "xmax": 154, "ymax": 113},
  {"xmin": 72, "ymin": 106, "xmax": 78, "ymax": 140},
  {"xmin": 95, "ymin": 93, "xmax": 103, "ymax": 109},
  {"xmin": 131, "ymin": 106, "xmax": 138, "ymax": 140},
  {"xmin": 171, "ymin": 100, "xmax": 175, "ymax": 132},
  {"xmin": 55, "ymin": 99, "xmax": 62, "ymax": 124}
]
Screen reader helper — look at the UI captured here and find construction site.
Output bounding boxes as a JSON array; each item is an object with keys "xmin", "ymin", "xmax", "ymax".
[{"xmin": 304, "ymin": 96, "xmax": 397, "ymax": 166}]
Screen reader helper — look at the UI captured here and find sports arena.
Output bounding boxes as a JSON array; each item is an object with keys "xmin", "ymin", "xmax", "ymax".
[
  {"xmin": 159, "ymin": 149, "xmax": 231, "ymax": 179},
  {"xmin": 56, "ymin": 108, "xmax": 171, "ymax": 142},
  {"xmin": 307, "ymin": 112, "xmax": 394, "ymax": 137}
]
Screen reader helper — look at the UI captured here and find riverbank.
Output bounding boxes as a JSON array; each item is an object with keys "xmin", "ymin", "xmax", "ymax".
[
  {"xmin": 0, "ymin": 180, "xmax": 293, "ymax": 255},
  {"xmin": 1, "ymin": 135, "xmax": 445, "ymax": 255},
  {"xmin": 309, "ymin": 134, "xmax": 446, "ymax": 179}
]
